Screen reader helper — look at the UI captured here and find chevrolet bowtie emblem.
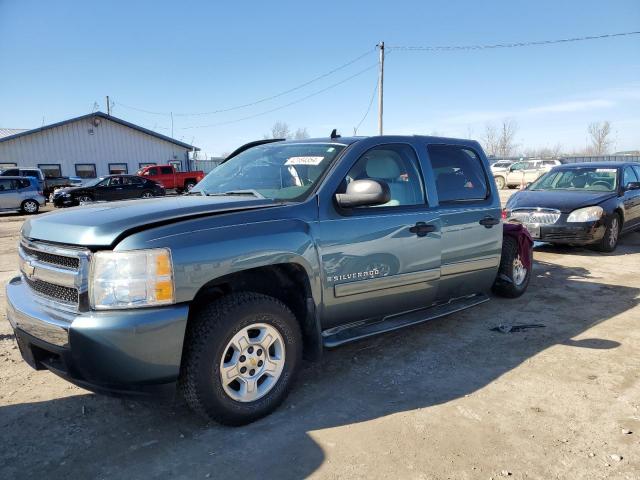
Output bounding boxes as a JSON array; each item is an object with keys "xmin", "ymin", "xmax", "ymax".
[{"xmin": 23, "ymin": 261, "xmax": 36, "ymax": 278}]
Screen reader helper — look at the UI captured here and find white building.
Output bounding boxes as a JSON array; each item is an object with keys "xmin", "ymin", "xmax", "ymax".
[{"xmin": 0, "ymin": 112, "xmax": 198, "ymax": 179}]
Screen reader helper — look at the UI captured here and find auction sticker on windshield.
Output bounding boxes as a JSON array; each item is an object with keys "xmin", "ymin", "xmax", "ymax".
[
  {"xmin": 285, "ymin": 156, "xmax": 325, "ymax": 166},
  {"xmin": 595, "ymin": 169, "xmax": 616, "ymax": 173}
]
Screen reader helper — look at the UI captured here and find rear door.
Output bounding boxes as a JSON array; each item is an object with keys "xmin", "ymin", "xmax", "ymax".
[
  {"xmin": 122, "ymin": 176, "xmax": 145, "ymax": 199},
  {"xmin": 0, "ymin": 179, "xmax": 19, "ymax": 209},
  {"xmin": 425, "ymin": 144, "xmax": 502, "ymax": 301},
  {"xmin": 159, "ymin": 166, "xmax": 175, "ymax": 188},
  {"xmin": 317, "ymin": 139, "xmax": 441, "ymax": 329}
]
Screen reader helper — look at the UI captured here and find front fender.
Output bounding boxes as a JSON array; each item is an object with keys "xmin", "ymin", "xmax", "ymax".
[{"xmin": 115, "ymin": 217, "xmax": 322, "ymax": 307}]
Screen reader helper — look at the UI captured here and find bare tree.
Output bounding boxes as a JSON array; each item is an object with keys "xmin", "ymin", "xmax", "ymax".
[
  {"xmin": 497, "ymin": 119, "xmax": 518, "ymax": 158},
  {"xmin": 587, "ymin": 121, "xmax": 612, "ymax": 155},
  {"xmin": 482, "ymin": 123, "xmax": 499, "ymax": 157},
  {"xmin": 293, "ymin": 127, "xmax": 309, "ymax": 140}
]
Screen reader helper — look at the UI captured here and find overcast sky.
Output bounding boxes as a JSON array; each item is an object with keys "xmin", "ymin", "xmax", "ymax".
[{"xmin": 0, "ymin": 0, "xmax": 638, "ymax": 157}]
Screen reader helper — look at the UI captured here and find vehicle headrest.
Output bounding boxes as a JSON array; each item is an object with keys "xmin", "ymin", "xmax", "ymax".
[{"xmin": 365, "ymin": 152, "xmax": 401, "ymax": 179}]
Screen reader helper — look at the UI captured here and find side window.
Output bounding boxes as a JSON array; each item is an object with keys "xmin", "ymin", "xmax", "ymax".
[
  {"xmin": 623, "ymin": 166, "xmax": 638, "ymax": 188},
  {"xmin": 2, "ymin": 168, "xmax": 19, "ymax": 176},
  {"xmin": 123, "ymin": 176, "xmax": 142, "ymax": 185},
  {"xmin": 0, "ymin": 179, "xmax": 15, "ymax": 191},
  {"xmin": 341, "ymin": 144, "xmax": 425, "ymax": 208},
  {"xmin": 147, "ymin": 167, "xmax": 158, "ymax": 176},
  {"xmin": 633, "ymin": 166, "xmax": 640, "ymax": 182},
  {"xmin": 17, "ymin": 179, "xmax": 31, "ymax": 189},
  {"xmin": 160, "ymin": 166, "xmax": 174, "ymax": 175},
  {"xmin": 428, "ymin": 145, "xmax": 489, "ymax": 203}
]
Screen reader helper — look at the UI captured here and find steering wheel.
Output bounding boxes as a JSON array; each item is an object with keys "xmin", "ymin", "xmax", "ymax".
[{"xmin": 591, "ymin": 181, "xmax": 611, "ymax": 188}]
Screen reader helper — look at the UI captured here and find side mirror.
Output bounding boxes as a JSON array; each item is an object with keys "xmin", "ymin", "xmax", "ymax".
[
  {"xmin": 626, "ymin": 181, "xmax": 640, "ymax": 191},
  {"xmin": 335, "ymin": 179, "xmax": 391, "ymax": 208}
]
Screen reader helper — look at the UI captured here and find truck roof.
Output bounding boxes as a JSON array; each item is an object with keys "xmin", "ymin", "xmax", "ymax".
[{"xmin": 276, "ymin": 135, "xmax": 480, "ymax": 146}]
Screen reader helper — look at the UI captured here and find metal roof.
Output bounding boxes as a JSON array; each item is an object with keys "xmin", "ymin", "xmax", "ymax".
[
  {"xmin": 0, "ymin": 112, "xmax": 199, "ymax": 150},
  {"xmin": 0, "ymin": 128, "xmax": 27, "ymax": 139}
]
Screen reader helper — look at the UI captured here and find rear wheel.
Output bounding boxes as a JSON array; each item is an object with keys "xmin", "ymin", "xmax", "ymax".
[
  {"xmin": 596, "ymin": 213, "xmax": 620, "ymax": 252},
  {"xmin": 77, "ymin": 194, "xmax": 93, "ymax": 204},
  {"xmin": 185, "ymin": 180, "xmax": 197, "ymax": 191},
  {"xmin": 494, "ymin": 176, "xmax": 506, "ymax": 190},
  {"xmin": 492, "ymin": 235, "xmax": 531, "ymax": 298},
  {"xmin": 141, "ymin": 190, "xmax": 153, "ymax": 198},
  {"xmin": 21, "ymin": 199, "xmax": 39, "ymax": 214},
  {"xmin": 180, "ymin": 292, "xmax": 302, "ymax": 425}
]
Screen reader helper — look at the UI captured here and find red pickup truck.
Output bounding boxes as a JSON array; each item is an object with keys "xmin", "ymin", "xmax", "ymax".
[{"xmin": 137, "ymin": 165, "xmax": 204, "ymax": 192}]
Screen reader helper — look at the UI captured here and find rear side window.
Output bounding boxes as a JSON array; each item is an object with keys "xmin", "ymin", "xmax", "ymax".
[
  {"xmin": 160, "ymin": 166, "xmax": 173, "ymax": 174},
  {"xmin": 427, "ymin": 145, "xmax": 489, "ymax": 203},
  {"xmin": 0, "ymin": 178, "xmax": 15, "ymax": 191},
  {"xmin": 623, "ymin": 166, "xmax": 638, "ymax": 187},
  {"xmin": 2, "ymin": 168, "xmax": 19, "ymax": 176},
  {"xmin": 147, "ymin": 167, "xmax": 158, "ymax": 175},
  {"xmin": 633, "ymin": 165, "xmax": 640, "ymax": 181},
  {"xmin": 17, "ymin": 179, "xmax": 31, "ymax": 188}
]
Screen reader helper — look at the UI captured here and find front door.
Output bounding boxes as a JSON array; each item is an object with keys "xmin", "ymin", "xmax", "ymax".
[
  {"xmin": 622, "ymin": 166, "xmax": 640, "ymax": 230},
  {"xmin": 0, "ymin": 178, "xmax": 19, "ymax": 209},
  {"xmin": 317, "ymin": 141, "xmax": 441, "ymax": 329},
  {"xmin": 425, "ymin": 144, "xmax": 502, "ymax": 301}
]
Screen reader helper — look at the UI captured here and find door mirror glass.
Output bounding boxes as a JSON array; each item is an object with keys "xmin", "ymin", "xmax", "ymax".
[
  {"xmin": 626, "ymin": 181, "xmax": 640, "ymax": 191},
  {"xmin": 335, "ymin": 179, "xmax": 390, "ymax": 208}
]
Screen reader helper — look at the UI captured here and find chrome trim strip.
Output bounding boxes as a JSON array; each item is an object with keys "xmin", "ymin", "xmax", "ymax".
[
  {"xmin": 441, "ymin": 255, "xmax": 501, "ymax": 277},
  {"xmin": 334, "ymin": 268, "xmax": 440, "ymax": 298}
]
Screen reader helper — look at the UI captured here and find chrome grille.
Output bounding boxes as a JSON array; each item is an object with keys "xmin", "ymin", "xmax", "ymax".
[
  {"xmin": 510, "ymin": 208, "xmax": 561, "ymax": 225},
  {"xmin": 19, "ymin": 237, "xmax": 91, "ymax": 311},
  {"xmin": 20, "ymin": 244, "xmax": 80, "ymax": 269},
  {"xmin": 24, "ymin": 277, "xmax": 79, "ymax": 305}
]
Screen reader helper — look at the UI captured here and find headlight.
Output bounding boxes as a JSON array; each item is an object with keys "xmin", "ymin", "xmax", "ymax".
[
  {"xmin": 566, "ymin": 206, "xmax": 604, "ymax": 222},
  {"xmin": 90, "ymin": 248, "xmax": 175, "ymax": 309}
]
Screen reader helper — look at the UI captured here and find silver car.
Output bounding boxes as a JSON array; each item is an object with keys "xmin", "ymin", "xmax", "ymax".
[{"xmin": 0, "ymin": 176, "xmax": 46, "ymax": 214}]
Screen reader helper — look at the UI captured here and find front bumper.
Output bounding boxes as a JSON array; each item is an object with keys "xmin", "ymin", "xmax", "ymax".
[
  {"xmin": 524, "ymin": 220, "xmax": 606, "ymax": 245},
  {"xmin": 52, "ymin": 195, "xmax": 75, "ymax": 207},
  {"xmin": 6, "ymin": 275, "xmax": 190, "ymax": 397}
]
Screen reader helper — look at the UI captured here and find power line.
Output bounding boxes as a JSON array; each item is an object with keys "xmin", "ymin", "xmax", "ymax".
[
  {"xmin": 181, "ymin": 63, "xmax": 379, "ymax": 129},
  {"xmin": 354, "ymin": 74, "xmax": 379, "ymax": 135},
  {"xmin": 387, "ymin": 30, "xmax": 640, "ymax": 51},
  {"xmin": 114, "ymin": 47, "xmax": 376, "ymax": 117}
]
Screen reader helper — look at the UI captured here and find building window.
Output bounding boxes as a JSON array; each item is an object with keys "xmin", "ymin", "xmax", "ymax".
[
  {"xmin": 169, "ymin": 160, "xmax": 182, "ymax": 172},
  {"xmin": 75, "ymin": 164, "xmax": 97, "ymax": 178},
  {"xmin": 138, "ymin": 162, "xmax": 156, "ymax": 169},
  {"xmin": 108, "ymin": 163, "xmax": 128, "ymax": 174},
  {"xmin": 38, "ymin": 164, "xmax": 62, "ymax": 178},
  {"xmin": 0, "ymin": 162, "xmax": 17, "ymax": 170}
]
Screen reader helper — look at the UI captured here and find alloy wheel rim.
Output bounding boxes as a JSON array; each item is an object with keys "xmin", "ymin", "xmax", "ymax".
[
  {"xmin": 24, "ymin": 201, "xmax": 37, "ymax": 212},
  {"xmin": 142, "ymin": 192, "xmax": 153, "ymax": 198},
  {"xmin": 512, "ymin": 256, "xmax": 527, "ymax": 286},
  {"xmin": 219, "ymin": 323, "xmax": 285, "ymax": 403},
  {"xmin": 78, "ymin": 196, "xmax": 92, "ymax": 204},
  {"xmin": 609, "ymin": 218, "xmax": 619, "ymax": 247}
]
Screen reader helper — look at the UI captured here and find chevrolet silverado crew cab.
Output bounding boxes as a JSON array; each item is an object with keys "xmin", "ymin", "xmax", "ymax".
[
  {"xmin": 7, "ymin": 135, "xmax": 530, "ymax": 425},
  {"xmin": 136, "ymin": 164, "xmax": 204, "ymax": 192}
]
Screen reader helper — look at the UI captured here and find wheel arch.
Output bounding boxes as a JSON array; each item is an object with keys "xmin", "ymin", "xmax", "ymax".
[{"xmin": 186, "ymin": 262, "xmax": 323, "ymax": 363}]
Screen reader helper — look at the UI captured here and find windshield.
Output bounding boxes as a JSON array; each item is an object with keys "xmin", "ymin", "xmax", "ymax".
[
  {"xmin": 529, "ymin": 167, "xmax": 618, "ymax": 192},
  {"xmin": 192, "ymin": 142, "xmax": 346, "ymax": 201}
]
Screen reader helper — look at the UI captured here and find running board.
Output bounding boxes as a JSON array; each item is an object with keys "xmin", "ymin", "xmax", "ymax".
[{"xmin": 322, "ymin": 293, "xmax": 490, "ymax": 348}]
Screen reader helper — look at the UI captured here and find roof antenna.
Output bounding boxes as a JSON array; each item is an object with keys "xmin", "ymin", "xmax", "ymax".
[{"xmin": 330, "ymin": 128, "xmax": 341, "ymax": 139}]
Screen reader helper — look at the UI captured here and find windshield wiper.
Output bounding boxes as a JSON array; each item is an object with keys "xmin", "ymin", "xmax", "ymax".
[{"xmin": 206, "ymin": 189, "xmax": 265, "ymax": 199}]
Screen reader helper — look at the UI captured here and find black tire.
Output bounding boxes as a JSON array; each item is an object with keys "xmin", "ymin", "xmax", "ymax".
[
  {"xmin": 492, "ymin": 235, "xmax": 532, "ymax": 298},
  {"xmin": 140, "ymin": 190, "xmax": 154, "ymax": 198},
  {"xmin": 76, "ymin": 194, "xmax": 93, "ymax": 204},
  {"xmin": 184, "ymin": 180, "xmax": 196, "ymax": 191},
  {"xmin": 21, "ymin": 199, "xmax": 39, "ymax": 214},
  {"xmin": 180, "ymin": 292, "xmax": 302, "ymax": 425},
  {"xmin": 595, "ymin": 212, "xmax": 620, "ymax": 252}
]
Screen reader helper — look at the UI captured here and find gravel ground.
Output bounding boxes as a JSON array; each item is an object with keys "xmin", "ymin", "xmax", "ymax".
[{"xmin": 1, "ymin": 196, "xmax": 639, "ymax": 480}]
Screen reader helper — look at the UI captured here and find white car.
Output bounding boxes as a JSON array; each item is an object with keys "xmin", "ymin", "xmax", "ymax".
[{"xmin": 494, "ymin": 159, "xmax": 562, "ymax": 189}]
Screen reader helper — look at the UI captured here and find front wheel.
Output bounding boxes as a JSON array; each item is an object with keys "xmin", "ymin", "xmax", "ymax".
[
  {"xmin": 141, "ymin": 190, "xmax": 154, "ymax": 198},
  {"xmin": 180, "ymin": 292, "xmax": 302, "ymax": 425},
  {"xmin": 596, "ymin": 213, "xmax": 620, "ymax": 252},
  {"xmin": 21, "ymin": 199, "xmax": 39, "ymax": 214},
  {"xmin": 77, "ymin": 194, "xmax": 93, "ymax": 205}
]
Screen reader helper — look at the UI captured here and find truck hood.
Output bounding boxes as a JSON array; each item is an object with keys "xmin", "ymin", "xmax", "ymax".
[
  {"xmin": 506, "ymin": 189, "xmax": 617, "ymax": 214},
  {"xmin": 22, "ymin": 196, "xmax": 283, "ymax": 247}
]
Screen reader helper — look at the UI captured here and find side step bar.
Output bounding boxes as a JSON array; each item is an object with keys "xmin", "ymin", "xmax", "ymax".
[{"xmin": 322, "ymin": 293, "xmax": 490, "ymax": 348}]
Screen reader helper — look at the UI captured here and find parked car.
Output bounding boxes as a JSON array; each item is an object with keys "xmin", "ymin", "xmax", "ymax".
[
  {"xmin": 0, "ymin": 176, "xmax": 45, "ymax": 214},
  {"xmin": 52, "ymin": 174, "xmax": 165, "ymax": 207},
  {"xmin": 494, "ymin": 159, "xmax": 562, "ymax": 189},
  {"xmin": 7, "ymin": 135, "xmax": 531, "ymax": 425},
  {"xmin": 505, "ymin": 162, "xmax": 640, "ymax": 251},
  {"xmin": 0, "ymin": 167, "xmax": 46, "ymax": 195},
  {"xmin": 137, "ymin": 164, "xmax": 204, "ymax": 192}
]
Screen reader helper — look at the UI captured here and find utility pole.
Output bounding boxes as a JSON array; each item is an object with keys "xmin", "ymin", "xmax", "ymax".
[
  {"xmin": 171, "ymin": 112, "xmax": 174, "ymax": 138},
  {"xmin": 377, "ymin": 41, "xmax": 384, "ymax": 135},
  {"xmin": 106, "ymin": 96, "xmax": 111, "ymax": 115}
]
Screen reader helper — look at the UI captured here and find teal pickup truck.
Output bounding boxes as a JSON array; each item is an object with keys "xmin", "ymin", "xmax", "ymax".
[{"xmin": 6, "ymin": 135, "xmax": 530, "ymax": 425}]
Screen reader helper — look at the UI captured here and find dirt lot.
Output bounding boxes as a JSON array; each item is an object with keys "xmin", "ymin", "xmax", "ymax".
[{"xmin": 1, "ymin": 197, "xmax": 639, "ymax": 480}]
